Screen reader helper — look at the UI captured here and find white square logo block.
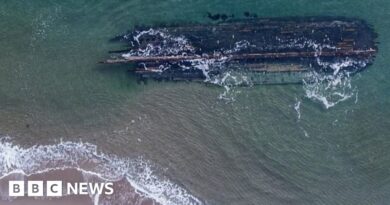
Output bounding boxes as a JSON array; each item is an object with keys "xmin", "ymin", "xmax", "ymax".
[
  {"xmin": 9, "ymin": 181, "xmax": 24, "ymax": 197},
  {"xmin": 28, "ymin": 181, "xmax": 43, "ymax": 196},
  {"xmin": 46, "ymin": 181, "xmax": 63, "ymax": 197}
]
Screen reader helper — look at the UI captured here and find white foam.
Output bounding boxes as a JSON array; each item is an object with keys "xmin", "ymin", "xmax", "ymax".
[
  {"xmin": 0, "ymin": 137, "xmax": 203, "ymax": 205},
  {"xmin": 299, "ymin": 37, "xmax": 367, "ymax": 109},
  {"xmin": 302, "ymin": 58, "xmax": 364, "ymax": 109},
  {"xmin": 121, "ymin": 28, "xmax": 368, "ymax": 107},
  {"xmin": 294, "ymin": 99, "xmax": 301, "ymax": 121},
  {"xmin": 122, "ymin": 28, "xmax": 195, "ymax": 58}
]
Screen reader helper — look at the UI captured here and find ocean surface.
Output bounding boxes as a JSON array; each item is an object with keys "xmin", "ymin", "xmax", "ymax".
[{"xmin": 0, "ymin": 0, "xmax": 389, "ymax": 205}]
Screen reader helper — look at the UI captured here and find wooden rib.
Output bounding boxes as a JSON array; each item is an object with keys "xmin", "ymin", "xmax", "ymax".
[{"xmin": 102, "ymin": 49, "xmax": 376, "ymax": 64}]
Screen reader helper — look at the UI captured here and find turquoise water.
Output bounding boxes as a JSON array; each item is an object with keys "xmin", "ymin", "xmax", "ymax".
[{"xmin": 0, "ymin": 0, "xmax": 390, "ymax": 204}]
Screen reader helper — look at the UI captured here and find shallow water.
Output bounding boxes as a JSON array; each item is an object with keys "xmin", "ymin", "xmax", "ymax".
[{"xmin": 0, "ymin": 0, "xmax": 390, "ymax": 205}]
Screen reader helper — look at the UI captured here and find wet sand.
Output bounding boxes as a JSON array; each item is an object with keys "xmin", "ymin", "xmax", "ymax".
[{"xmin": 0, "ymin": 168, "xmax": 156, "ymax": 205}]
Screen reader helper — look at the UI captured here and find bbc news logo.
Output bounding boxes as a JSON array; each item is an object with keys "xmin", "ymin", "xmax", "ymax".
[{"xmin": 9, "ymin": 181, "xmax": 114, "ymax": 197}]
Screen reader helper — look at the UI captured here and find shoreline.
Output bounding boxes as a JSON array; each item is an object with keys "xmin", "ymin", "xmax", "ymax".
[{"xmin": 0, "ymin": 168, "xmax": 156, "ymax": 205}]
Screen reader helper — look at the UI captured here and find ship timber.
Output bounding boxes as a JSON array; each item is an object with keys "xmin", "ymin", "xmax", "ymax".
[{"xmin": 102, "ymin": 17, "xmax": 378, "ymax": 84}]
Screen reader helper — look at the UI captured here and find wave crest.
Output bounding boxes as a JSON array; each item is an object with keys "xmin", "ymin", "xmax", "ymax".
[{"xmin": 0, "ymin": 137, "xmax": 203, "ymax": 205}]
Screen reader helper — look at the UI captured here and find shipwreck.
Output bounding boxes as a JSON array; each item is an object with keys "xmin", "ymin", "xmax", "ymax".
[{"xmin": 102, "ymin": 17, "xmax": 378, "ymax": 84}]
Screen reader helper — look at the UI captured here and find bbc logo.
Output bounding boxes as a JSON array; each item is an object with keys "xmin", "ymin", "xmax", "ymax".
[{"xmin": 9, "ymin": 181, "xmax": 62, "ymax": 197}]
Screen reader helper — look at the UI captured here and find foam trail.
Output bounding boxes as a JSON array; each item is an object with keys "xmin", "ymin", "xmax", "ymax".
[
  {"xmin": 0, "ymin": 137, "xmax": 203, "ymax": 205},
  {"xmin": 303, "ymin": 65, "xmax": 358, "ymax": 109},
  {"xmin": 294, "ymin": 99, "xmax": 301, "ymax": 121}
]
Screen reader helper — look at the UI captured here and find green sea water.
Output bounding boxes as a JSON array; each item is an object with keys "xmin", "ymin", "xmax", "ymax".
[{"xmin": 0, "ymin": 0, "xmax": 389, "ymax": 204}]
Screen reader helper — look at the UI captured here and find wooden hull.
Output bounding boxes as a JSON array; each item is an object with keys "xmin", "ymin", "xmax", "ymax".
[{"xmin": 103, "ymin": 17, "xmax": 378, "ymax": 84}]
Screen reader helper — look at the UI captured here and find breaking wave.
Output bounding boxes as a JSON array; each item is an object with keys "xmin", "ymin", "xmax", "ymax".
[
  {"xmin": 303, "ymin": 58, "xmax": 365, "ymax": 109},
  {"xmin": 122, "ymin": 28, "xmax": 195, "ymax": 57},
  {"xmin": 0, "ymin": 137, "xmax": 203, "ymax": 205}
]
